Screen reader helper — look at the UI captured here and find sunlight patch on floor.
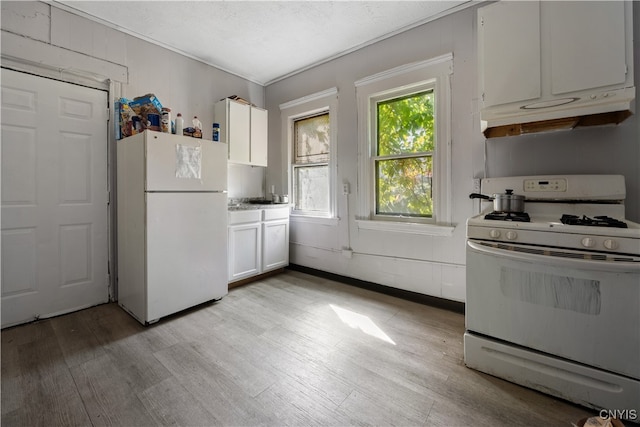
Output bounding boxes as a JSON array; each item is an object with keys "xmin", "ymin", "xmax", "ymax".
[{"xmin": 330, "ymin": 304, "xmax": 396, "ymax": 345}]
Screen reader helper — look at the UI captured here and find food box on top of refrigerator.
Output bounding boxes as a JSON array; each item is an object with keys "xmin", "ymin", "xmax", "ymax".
[
  {"xmin": 129, "ymin": 93, "xmax": 163, "ymax": 117},
  {"xmin": 116, "ymin": 97, "xmax": 133, "ymax": 140}
]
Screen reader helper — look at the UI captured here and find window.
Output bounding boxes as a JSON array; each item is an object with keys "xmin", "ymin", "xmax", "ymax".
[
  {"xmin": 375, "ymin": 90, "xmax": 435, "ymax": 218},
  {"xmin": 356, "ymin": 54, "xmax": 453, "ymax": 234},
  {"xmin": 293, "ymin": 113, "xmax": 330, "ymax": 213},
  {"xmin": 280, "ymin": 88, "xmax": 338, "ymax": 220}
]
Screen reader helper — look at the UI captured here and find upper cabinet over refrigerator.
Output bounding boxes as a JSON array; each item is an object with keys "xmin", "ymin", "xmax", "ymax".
[
  {"xmin": 214, "ymin": 98, "xmax": 268, "ymax": 167},
  {"xmin": 478, "ymin": 1, "xmax": 635, "ymax": 138}
]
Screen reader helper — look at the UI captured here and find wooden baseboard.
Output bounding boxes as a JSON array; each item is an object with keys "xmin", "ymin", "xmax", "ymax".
[
  {"xmin": 286, "ymin": 264, "xmax": 465, "ymax": 314},
  {"xmin": 228, "ymin": 268, "xmax": 286, "ymax": 289}
]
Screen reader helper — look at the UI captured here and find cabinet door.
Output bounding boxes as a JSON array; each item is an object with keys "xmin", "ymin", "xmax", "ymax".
[
  {"xmin": 250, "ymin": 107, "xmax": 268, "ymax": 167},
  {"xmin": 478, "ymin": 1, "xmax": 541, "ymax": 108},
  {"xmin": 228, "ymin": 101, "xmax": 251, "ymax": 164},
  {"xmin": 547, "ymin": 2, "xmax": 627, "ymax": 95},
  {"xmin": 228, "ymin": 223, "xmax": 261, "ymax": 282},
  {"xmin": 262, "ymin": 219, "xmax": 289, "ymax": 272}
]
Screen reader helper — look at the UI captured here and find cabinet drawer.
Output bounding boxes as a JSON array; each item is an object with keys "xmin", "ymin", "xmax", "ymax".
[
  {"xmin": 263, "ymin": 207, "xmax": 289, "ymax": 221},
  {"xmin": 228, "ymin": 209, "xmax": 261, "ymax": 225}
]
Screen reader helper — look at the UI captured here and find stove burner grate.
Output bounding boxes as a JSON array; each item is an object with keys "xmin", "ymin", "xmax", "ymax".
[
  {"xmin": 484, "ymin": 211, "xmax": 531, "ymax": 222},
  {"xmin": 560, "ymin": 214, "xmax": 628, "ymax": 228}
]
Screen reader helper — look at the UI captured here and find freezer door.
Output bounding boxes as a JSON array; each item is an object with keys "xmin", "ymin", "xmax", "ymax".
[
  {"xmin": 145, "ymin": 131, "xmax": 227, "ymax": 192},
  {"xmin": 146, "ymin": 192, "xmax": 228, "ymax": 322}
]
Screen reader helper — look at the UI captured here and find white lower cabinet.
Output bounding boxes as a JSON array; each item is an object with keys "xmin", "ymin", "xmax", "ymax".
[
  {"xmin": 228, "ymin": 207, "xmax": 289, "ymax": 283},
  {"xmin": 228, "ymin": 222, "xmax": 262, "ymax": 282},
  {"xmin": 262, "ymin": 219, "xmax": 289, "ymax": 272}
]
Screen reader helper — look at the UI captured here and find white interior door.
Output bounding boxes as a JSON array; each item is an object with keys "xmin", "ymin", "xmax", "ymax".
[{"xmin": 1, "ymin": 68, "xmax": 109, "ymax": 328}]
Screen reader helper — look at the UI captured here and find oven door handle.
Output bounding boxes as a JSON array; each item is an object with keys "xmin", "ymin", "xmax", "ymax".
[{"xmin": 467, "ymin": 241, "xmax": 640, "ymax": 272}]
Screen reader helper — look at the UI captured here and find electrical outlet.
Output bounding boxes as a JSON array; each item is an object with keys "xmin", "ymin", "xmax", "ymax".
[
  {"xmin": 342, "ymin": 183, "xmax": 350, "ymax": 195},
  {"xmin": 472, "ymin": 178, "xmax": 481, "ymax": 193}
]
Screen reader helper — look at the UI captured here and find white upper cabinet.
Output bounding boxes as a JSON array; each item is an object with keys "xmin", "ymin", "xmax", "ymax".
[
  {"xmin": 250, "ymin": 107, "xmax": 268, "ymax": 167},
  {"xmin": 478, "ymin": 1, "xmax": 541, "ymax": 109},
  {"xmin": 227, "ymin": 100, "xmax": 251, "ymax": 164},
  {"xmin": 547, "ymin": 1, "xmax": 627, "ymax": 96},
  {"xmin": 215, "ymin": 98, "xmax": 268, "ymax": 166},
  {"xmin": 478, "ymin": 0, "xmax": 635, "ymax": 135}
]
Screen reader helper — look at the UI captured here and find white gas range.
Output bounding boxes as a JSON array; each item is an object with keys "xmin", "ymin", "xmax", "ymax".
[{"xmin": 464, "ymin": 175, "xmax": 640, "ymax": 421}]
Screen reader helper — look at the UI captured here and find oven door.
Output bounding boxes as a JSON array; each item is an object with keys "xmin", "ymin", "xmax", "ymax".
[{"xmin": 466, "ymin": 240, "xmax": 640, "ymax": 379}]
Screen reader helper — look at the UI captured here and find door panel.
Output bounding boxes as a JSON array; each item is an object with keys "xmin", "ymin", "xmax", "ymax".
[
  {"xmin": 1, "ymin": 69, "xmax": 109, "ymax": 328},
  {"xmin": 2, "ymin": 126, "xmax": 37, "ymax": 204}
]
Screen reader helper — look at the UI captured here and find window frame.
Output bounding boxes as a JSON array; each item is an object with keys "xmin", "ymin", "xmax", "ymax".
[
  {"xmin": 292, "ymin": 112, "xmax": 330, "ymax": 214},
  {"xmin": 355, "ymin": 54, "xmax": 453, "ymax": 234},
  {"xmin": 372, "ymin": 87, "xmax": 436, "ymax": 221},
  {"xmin": 280, "ymin": 88, "xmax": 338, "ymax": 220}
]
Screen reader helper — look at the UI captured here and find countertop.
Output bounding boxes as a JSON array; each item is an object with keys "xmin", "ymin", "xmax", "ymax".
[{"xmin": 228, "ymin": 202, "xmax": 291, "ymax": 211}]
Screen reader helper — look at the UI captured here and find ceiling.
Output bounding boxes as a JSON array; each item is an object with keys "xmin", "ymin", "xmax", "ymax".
[{"xmin": 53, "ymin": 1, "xmax": 472, "ymax": 85}]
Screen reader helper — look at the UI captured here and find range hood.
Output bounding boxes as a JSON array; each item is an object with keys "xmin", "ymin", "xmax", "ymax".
[
  {"xmin": 477, "ymin": 0, "xmax": 635, "ymax": 139},
  {"xmin": 480, "ymin": 86, "xmax": 635, "ymax": 139}
]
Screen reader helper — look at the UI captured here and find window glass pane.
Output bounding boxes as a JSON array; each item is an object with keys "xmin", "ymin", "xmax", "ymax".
[
  {"xmin": 295, "ymin": 165, "xmax": 329, "ymax": 212},
  {"xmin": 295, "ymin": 113, "xmax": 330, "ymax": 164},
  {"xmin": 375, "ymin": 156, "xmax": 433, "ymax": 217},
  {"xmin": 377, "ymin": 91, "xmax": 434, "ymax": 156}
]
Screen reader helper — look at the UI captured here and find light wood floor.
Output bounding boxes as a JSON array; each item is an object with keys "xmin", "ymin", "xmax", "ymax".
[{"xmin": 2, "ymin": 270, "xmax": 594, "ymax": 426}]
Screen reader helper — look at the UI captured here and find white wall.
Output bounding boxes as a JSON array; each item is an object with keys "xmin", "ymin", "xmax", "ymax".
[
  {"xmin": 265, "ymin": 2, "xmax": 640, "ymax": 302},
  {"xmin": 4, "ymin": 1, "xmax": 637, "ymax": 304},
  {"xmin": 1, "ymin": 1, "xmax": 267, "ymax": 201},
  {"xmin": 2, "ymin": 2, "xmax": 265, "ymax": 129},
  {"xmin": 265, "ymin": 6, "xmax": 484, "ymax": 302},
  {"xmin": 228, "ymin": 163, "xmax": 264, "ymax": 199}
]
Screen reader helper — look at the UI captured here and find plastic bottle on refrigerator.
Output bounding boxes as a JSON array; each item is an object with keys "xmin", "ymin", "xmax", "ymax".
[
  {"xmin": 192, "ymin": 116, "xmax": 202, "ymax": 131},
  {"xmin": 212, "ymin": 123, "xmax": 220, "ymax": 141},
  {"xmin": 161, "ymin": 108, "xmax": 171, "ymax": 133},
  {"xmin": 175, "ymin": 113, "xmax": 184, "ymax": 135}
]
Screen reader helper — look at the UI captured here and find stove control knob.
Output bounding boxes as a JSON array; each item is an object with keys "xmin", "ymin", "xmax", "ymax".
[
  {"xmin": 505, "ymin": 231, "xmax": 518, "ymax": 240},
  {"xmin": 581, "ymin": 237, "xmax": 596, "ymax": 248},
  {"xmin": 603, "ymin": 239, "xmax": 619, "ymax": 250},
  {"xmin": 489, "ymin": 229, "xmax": 501, "ymax": 238}
]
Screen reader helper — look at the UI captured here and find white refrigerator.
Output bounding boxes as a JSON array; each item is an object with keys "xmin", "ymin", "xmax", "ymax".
[{"xmin": 117, "ymin": 130, "xmax": 228, "ymax": 325}]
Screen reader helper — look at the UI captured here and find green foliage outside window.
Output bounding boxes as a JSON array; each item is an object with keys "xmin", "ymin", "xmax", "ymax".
[{"xmin": 376, "ymin": 90, "xmax": 435, "ymax": 217}]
